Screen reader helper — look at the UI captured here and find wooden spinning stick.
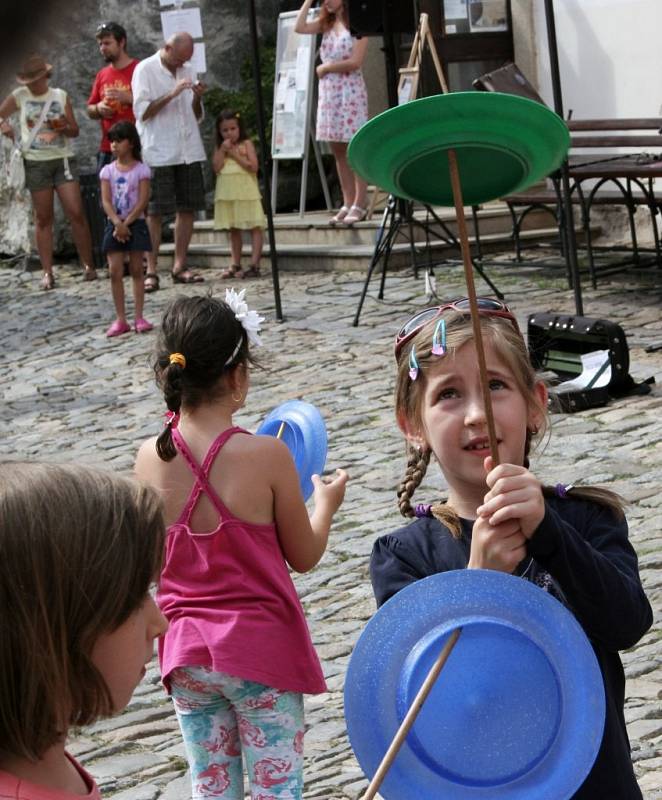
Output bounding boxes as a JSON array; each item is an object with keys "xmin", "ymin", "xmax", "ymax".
[{"xmin": 358, "ymin": 17, "xmax": 501, "ymax": 800}]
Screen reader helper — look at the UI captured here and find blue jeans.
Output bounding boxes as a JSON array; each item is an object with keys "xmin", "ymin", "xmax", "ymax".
[{"xmin": 170, "ymin": 666, "xmax": 305, "ymax": 799}]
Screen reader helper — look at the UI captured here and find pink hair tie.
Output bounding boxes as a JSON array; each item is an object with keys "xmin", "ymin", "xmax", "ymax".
[{"xmin": 164, "ymin": 411, "xmax": 180, "ymax": 428}]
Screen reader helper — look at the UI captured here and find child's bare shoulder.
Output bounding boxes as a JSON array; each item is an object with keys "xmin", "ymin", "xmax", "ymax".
[
  {"xmin": 232, "ymin": 431, "xmax": 291, "ymax": 464},
  {"xmin": 135, "ymin": 436, "xmax": 161, "ymax": 475}
]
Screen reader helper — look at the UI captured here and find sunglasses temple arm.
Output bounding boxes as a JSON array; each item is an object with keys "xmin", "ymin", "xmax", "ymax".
[{"xmin": 447, "ymin": 150, "xmax": 500, "ymax": 465}]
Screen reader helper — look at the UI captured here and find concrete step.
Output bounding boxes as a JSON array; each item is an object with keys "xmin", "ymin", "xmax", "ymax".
[
  {"xmin": 187, "ymin": 203, "xmax": 552, "ymax": 249},
  {"xmin": 159, "ymin": 225, "xmax": 567, "ymax": 273}
]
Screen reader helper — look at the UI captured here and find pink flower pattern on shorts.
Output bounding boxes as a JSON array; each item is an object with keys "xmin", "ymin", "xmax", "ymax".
[
  {"xmin": 171, "ymin": 666, "xmax": 304, "ymax": 799},
  {"xmin": 197, "ymin": 763, "xmax": 231, "ymax": 795},
  {"xmin": 253, "ymin": 757, "xmax": 293, "ymax": 789},
  {"xmin": 316, "ymin": 27, "xmax": 368, "ymax": 143}
]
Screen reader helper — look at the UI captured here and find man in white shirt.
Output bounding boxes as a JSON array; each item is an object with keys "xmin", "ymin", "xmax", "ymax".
[{"xmin": 132, "ymin": 31, "xmax": 205, "ymax": 290}]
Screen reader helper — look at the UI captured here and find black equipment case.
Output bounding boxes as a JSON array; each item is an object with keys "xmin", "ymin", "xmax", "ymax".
[{"xmin": 527, "ymin": 313, "xmax": 634, "ymax": 411}]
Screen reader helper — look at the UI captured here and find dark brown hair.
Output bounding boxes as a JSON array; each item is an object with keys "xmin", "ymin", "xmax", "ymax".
[
  {"xmin": 108, "ymin": 120, "xmax": 142, "ymax": 161},
  {"xmin": 394, "ymin": 310, "xmax": 625, "ymax": 537},
  {"xmin": 154, "ymin": 294, "xmax": 257, "ymax": 461},
  {"xmin": 215, "ymin": 108, "xmax": 249, "ymax": 148},
  {"xmin": 0, "ymin": 462, "xmax": 165, "ymax": 761}
]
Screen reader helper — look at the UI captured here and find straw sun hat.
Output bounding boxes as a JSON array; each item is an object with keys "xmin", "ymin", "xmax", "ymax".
[{"xmin": 16, "ymin": 55, "xmax": 53, "ymax": 85}]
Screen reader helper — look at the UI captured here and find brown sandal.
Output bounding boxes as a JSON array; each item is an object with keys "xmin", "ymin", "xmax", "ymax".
[
  {"xmin": 144, "ymin": 273, "xmax": 160, "ymax": 293},
  {"xmin": 221, "ymin": 264, "xmax": 243, "ymax": 279},
  {"xmin": 242, "ymin": 265, "xmax": 261, "ymax": 279},
  {"xmin": 171, "ymin": 268, "xmax": 204, "ymax": 284}
]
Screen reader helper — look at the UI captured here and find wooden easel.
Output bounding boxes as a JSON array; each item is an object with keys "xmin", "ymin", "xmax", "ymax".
[
  {"xmin": 367, "ymin": 14, "xmax": 448, "ymax": 219},
  {"xmin": 398, "ymin": 13, "xmax": 449, "ymax": 102}
]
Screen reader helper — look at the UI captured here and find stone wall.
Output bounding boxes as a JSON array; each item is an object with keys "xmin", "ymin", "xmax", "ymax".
[{"xmin": 0, "ymin": 0, "xmax": 281, "ymax": 256}]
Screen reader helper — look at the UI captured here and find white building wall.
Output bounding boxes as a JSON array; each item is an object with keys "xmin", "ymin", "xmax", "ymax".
[{"xmin": 531, "ymin": 0, "xmax": 662, "ymax": 118}]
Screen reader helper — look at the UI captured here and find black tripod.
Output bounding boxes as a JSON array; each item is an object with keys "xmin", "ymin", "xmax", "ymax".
[{"xmin": 353, "ymin": 196, "xmax": 504, "ymax": 324}]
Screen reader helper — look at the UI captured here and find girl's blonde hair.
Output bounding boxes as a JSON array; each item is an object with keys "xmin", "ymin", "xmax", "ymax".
[
  {"xmin": 0, "ymin": 462, "xmax": 165, "ymax": 761},
  {"xmin": 394, "ymin": 310, "xmax": 624, "ymax": 537}
]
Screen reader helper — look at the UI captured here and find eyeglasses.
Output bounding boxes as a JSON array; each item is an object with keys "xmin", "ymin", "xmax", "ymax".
[{"xmin": 394, "ymin": 297, "xmax": 520, "ymax": 358}]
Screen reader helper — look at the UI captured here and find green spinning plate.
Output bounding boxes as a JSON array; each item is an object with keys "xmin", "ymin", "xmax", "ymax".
[{"xmin": 348, "ymin": 92, "xmax": 570, "ymax": 207}]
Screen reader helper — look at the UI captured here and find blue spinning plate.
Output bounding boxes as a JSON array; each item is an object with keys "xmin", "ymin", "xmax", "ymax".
[
  {"xmin": 257, "ymin": 400, "xmax": 327, "ymax": 501},
  {"xmin": 344, "ymin": 570, "xmax": 605, "ymax": 799}
]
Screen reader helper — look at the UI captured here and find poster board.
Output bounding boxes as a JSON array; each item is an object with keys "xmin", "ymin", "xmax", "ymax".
[{"xmin": 271, "ymin": 11, "xmax": 317, "ymax": 160}]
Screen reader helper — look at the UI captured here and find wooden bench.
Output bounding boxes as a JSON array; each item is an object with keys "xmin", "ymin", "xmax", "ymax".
[
  {"xmin": 473, "ymin": 65, "xmax": 662, "ymax": 284},
  {"xmin": 503, "ymin": 118, "xmax": 662, "ymax": 286}
]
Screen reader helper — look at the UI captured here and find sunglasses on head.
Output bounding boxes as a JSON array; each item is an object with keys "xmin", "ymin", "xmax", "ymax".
[
  {"xmin": 96, "ymin": 22, "xmax": 125, "ymax": 37},
  {"xmin": 394, "ymin": 297, "xmax": 520, "ymax": 359}
]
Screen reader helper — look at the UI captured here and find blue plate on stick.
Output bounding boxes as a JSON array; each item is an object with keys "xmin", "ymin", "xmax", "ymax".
[
  {"xmin": 344, "ymin": 569, "xmax": 605, "ymax": 800},
  {"xmin": 257, "ymin": 400, "xmax": 327, "ymax": 501}
]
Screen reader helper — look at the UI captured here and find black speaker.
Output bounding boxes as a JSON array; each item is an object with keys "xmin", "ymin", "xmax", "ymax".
[{"xmin": 347, "ymin": 0, "xmax": 416, "ymax": 35}]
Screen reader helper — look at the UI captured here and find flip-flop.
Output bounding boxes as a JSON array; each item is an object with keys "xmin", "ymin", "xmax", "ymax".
[
  {"xmin": 144, "ymin": 273, "xmax": 160, "ymax": 293},
  {"xmin": 83, "ymin": 266, "xmax": 98, "ymax": 281},
  {"xmin": 172, "ymin": 269, "xmax": 204, "ymax": 284}
]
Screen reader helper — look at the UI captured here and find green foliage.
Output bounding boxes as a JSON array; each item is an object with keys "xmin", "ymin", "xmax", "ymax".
[{"xmin": 205, "ymin": 42, "xmax": 277, "ymax": 147}]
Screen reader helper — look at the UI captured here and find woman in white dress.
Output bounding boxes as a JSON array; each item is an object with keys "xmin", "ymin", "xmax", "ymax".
[{"xmin": 296, "ymin": 0, "xmax": 369, "ymax": 225}]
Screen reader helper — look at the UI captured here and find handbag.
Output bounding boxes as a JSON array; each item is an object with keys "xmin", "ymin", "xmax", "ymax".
[
  {"xmin": 6, "ymin": 145, "xmax": 25, "ymax": 190},
  {"xmin": 2, "ymin": 93, "xmax": 57, "ymax": 192}
]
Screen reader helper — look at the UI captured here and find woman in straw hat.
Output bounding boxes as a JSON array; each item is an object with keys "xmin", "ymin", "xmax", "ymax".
[{"xmin": 0, "ymin": 55, "xmax": 97, "ymax": 290}]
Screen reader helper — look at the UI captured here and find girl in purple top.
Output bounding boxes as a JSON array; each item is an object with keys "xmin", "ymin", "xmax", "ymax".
[
  {"xmin": 99, "ymin": 121, "xmax": 153, "ymax": 338},
  {"xmin": 135, "ymin": 291, "xmax": 348, "ymax": 799}
]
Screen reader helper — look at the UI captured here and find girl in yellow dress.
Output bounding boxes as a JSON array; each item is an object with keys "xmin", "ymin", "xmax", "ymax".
[{"xmin": 213, "ymin": 110, "xmax": 266, "ymax": 279}]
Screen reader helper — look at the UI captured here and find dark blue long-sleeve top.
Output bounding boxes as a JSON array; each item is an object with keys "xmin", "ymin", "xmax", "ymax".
[{"xmin": 370, "ymin": 495, "xmax": 652, "ymax": 800}]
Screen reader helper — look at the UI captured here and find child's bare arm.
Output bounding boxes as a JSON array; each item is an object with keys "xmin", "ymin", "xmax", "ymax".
[
  {"xmin": 212, "ymin": 144, "xmax": 226, "ymax": 174},
  {"xmin": 238, "ymin": 140, "xmax": 259, "ymax": 174},
  {"xmin": 100, "ymin": 179, "xmax": 120, "ymax": 225},
  {"xmin": 268, "ymin": 438, "xmax": 348, "ymax": 572}
]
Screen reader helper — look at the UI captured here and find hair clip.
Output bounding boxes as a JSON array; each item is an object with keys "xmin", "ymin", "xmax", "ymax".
[
  {"xmin": 408, "ymin": 345, "xmax": 419, "ymax": 381},
  {"xmin": 169, "ymin": 352, "xmax": 186, "ymax": 369},
  {"xmin": 555, "ymin": 483, "xmax": 573, "ymax": 498},
  {"xmin": 431, "ymin": 318, "xmax": 447, "ymax": 356}
]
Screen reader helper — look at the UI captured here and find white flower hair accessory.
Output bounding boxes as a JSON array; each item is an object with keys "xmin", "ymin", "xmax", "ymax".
[{"xmin": 225, "ymin": 287, "xmax": 265, "ymax": 347}]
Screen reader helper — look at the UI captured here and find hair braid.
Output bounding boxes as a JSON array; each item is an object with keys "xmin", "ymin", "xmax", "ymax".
[
  {"xmin": 397, "ymin": 444, "xmax": 431, "ymax": 518},
  {"xmin": 155, "ymin": 362, "xmax": 184, "ymax": 461}
]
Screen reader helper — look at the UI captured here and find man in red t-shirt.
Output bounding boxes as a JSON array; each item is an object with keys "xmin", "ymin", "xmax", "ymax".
[{"xmin": 87, "ymin": 22, "xmax": 138, "ymax": 173}]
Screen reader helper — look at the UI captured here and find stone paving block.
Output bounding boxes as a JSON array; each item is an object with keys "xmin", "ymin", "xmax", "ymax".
[{"xmin": 1, "ymin": 260, "xmax": 660, "ymax": 797}]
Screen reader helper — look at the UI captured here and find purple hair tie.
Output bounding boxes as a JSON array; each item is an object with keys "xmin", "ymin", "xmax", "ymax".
[
  {"xmin": 414, "ymin": 503, "xmax": 433, "ymax": 518},
  {"xmin": 555, "ymin": 483, "xmax": 573, "ymax": 498}
]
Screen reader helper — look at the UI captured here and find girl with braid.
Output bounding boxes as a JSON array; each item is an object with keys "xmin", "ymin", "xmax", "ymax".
[
  {"xmin": 135, "ymin": 290, "xmax": 347, "ymax": 800},
  {"xmin": 370, "ymin": 297, "xmax": 651, "ymax": 800}
]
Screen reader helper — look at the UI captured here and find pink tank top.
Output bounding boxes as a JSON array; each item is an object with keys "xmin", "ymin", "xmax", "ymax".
[{"xmin": 156, "ymin": 426, "xmax": 326, "ymax": 695}]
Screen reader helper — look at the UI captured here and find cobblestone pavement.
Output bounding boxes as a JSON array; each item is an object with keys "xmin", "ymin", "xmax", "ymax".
[{"xmin": 1, "ymin": 255, "xmax": 661, "ymax": 799}]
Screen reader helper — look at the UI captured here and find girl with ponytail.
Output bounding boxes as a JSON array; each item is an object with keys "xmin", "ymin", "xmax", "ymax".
[{"xmin": 135, "ymin": 290, "xmax": 347, "ymax": 800}]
